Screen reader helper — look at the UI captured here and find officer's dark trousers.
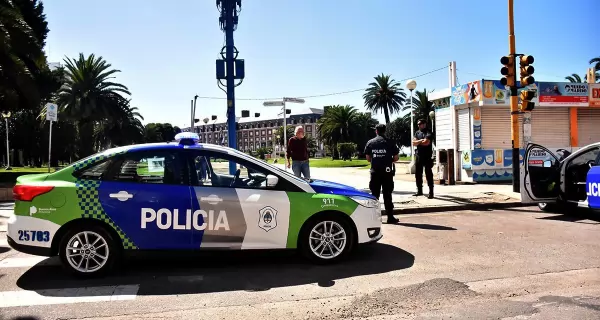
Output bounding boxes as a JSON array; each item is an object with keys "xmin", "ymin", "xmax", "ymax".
[
  {"xmin": 369, "ymin": 172, "xmax": 394, "ymax": 217},
  {"xmin": 415, "ymin": 155, "xmax": 434, "ymax": 192}
]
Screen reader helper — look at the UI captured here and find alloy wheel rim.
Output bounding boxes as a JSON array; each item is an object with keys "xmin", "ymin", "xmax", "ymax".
[
  {"xmin": 309, "ymin": 221, "xmax": 347, "ymax": 259},
  {"xmin": 65, "ymin": 231, "xmax": 109, "ymax": 273}
]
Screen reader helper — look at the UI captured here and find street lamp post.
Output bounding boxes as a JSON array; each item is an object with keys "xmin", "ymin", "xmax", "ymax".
[
  {"xmin": 406, "ymin": 79, "xmax": 417, "ymax": 173},
  {"xmin": 1, "ymin": 112, "xmax": 11, "ymax": 170},
  {"xmin": 429, "ymin": 110, "xmax": 435, "ymax": 138},
  {"xmin": 263, "ymin": 97, "xmax": 305, "ymax": 170}
]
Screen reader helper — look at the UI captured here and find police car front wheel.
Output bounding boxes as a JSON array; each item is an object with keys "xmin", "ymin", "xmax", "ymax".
[
  {"xmin": 58, "ymin": 225, "xmax": 119, "ymax": 277},
  {"xmin": 300, "ymin": 215, "xmax": 355, "ymax": 263}
]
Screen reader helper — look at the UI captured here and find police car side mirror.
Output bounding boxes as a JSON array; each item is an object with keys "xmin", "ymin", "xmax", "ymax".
[{"xmin": 266, "ymin": 175, "xmax": 279, "ymax": 187}]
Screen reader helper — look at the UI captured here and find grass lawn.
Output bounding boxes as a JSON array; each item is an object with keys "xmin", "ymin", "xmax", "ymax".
[{"xmin": 0, "ymin": 167, "xmax": 57, "ymax": 173}]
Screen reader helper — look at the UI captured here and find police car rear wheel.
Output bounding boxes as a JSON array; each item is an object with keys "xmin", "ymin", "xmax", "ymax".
[
  {"xmin": 59, "ymin": 225, "xmax": 118, "ymax": 277},
  {"xmin": 300, "ymin": 216, "xmax": 354, "ymax": 264}
]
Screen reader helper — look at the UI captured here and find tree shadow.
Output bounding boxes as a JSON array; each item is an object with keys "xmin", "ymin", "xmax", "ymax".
[
  {"xmin": 17, "ymin": 243, "xmax": 415, "ymax": 297},
  {"xmin": 395, "ymin": 222, "xmax": 457, "ymax": 231}
]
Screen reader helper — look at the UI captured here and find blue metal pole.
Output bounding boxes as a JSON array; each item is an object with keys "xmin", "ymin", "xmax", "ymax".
[{"xmin": 225, "ymin": 0, "xmax": 237, "ymax": 174}]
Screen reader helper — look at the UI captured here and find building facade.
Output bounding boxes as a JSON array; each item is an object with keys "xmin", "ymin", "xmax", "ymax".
[
  {"xmin": 431, "ymin": 79, "xmax": 600, "ymax": 183},
  {"xmin": 182, "ymin": 107, "xmax": 324, "ymax": 154}
]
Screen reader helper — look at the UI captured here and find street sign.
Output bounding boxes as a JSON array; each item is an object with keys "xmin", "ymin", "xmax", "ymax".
[
  {"xmin": 45, "ymin": 103, "xmax": 58, "ymax": 122},
  {"xmin": 283, "ymin": 97, "xmax": 305, "ymax": 103},
  {"xmin": 263, "ymin": 101, "xmax": 284, "ymax": 107}
]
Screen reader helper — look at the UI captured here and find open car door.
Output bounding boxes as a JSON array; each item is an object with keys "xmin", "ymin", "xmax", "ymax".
[{"xmin": 521, "ymin": 143, "xmax": 561, "ymax": 203}]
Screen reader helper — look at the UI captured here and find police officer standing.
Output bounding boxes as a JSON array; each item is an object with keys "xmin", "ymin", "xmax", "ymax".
[
  {"xmin": 364, "ymin": 124, "xmax": 399, "ymax": 224},
  {"xmin": 412, "ymin": 119, "xmax": 434, "ymax": 198}
]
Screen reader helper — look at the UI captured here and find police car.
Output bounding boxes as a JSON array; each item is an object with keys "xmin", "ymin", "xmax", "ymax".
[
  {"xmin": 7, "ymin": 133, "xmax": 382, "ymax": 277},
  {"xmin": 520, "ymin": 142, "xmax": 600, "ymax": 212}
]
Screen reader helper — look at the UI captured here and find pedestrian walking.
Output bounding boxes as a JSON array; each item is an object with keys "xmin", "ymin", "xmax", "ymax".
[
  {"xmin": 365, "ymin": 124, "xmax": 399, "ymax": 224},
  {"xmin": 286, "ymin": 125, "xmax": 310, "ymax": 180},
  {"xmin": 412, "ymin": 118, "xmax": 434, "ymax": 198}
]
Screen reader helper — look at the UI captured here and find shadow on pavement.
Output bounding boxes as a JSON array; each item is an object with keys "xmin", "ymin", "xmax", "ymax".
[
  {"xmin": 395, "ymin": 222, "xmax": 457, "ymax": 231},
  {"xmin": 17, "ymin": 243, "xmax": 414, "ymax": 296},
  {"xmin": 0, "ymin": 246, "xmax": 10, "ymax": 254},
  {"xmin": 536, "ymin": 210, "xmax": 600, "ymax": 224}
]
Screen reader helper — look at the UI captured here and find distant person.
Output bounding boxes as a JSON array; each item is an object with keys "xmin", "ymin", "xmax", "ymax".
[
  {"xmin": 412, "ymin": 119, "xmax": 434, "ymax": 198},
  {"xmin": 286, "ymin": 126, "xmax": 310, "ymax": 180},
  {"xmin": 365, "ymin": 124, "xmax": 399, "ymax": 224}
]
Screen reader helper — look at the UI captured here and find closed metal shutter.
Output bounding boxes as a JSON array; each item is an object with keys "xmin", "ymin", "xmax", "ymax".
[
  {"xmin": 435, "ymin": 108, "xmax": 453, "ymax": 149},
  {"xmin": 530, "ymin": 108, "xmax": 570, "ymax": 147},
  {"xmin": 457, "ymin": 108, "xmax": 471, "ymax": 151},
  {"xmin": 481, "ymin": 106, "xmax": 523, "ymax": 149},
  {"xmin": 577, "ymin": 108, "xmax": 600, "ymax": 146}
]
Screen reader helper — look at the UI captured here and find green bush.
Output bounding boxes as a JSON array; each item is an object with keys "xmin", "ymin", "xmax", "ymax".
[{"xmin": 337, "ymin": 143, "xmax": 357, "ymax": 161}]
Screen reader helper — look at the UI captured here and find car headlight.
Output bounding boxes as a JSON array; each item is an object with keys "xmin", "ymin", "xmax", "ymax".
[{"xmin": 350, "ymin": 196, "xmax": 380, "ymax": 208}]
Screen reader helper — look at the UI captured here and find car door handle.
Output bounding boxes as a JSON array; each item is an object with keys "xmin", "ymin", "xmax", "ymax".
[
  {"xmin": 200, "ymin": 195, "xmax": 223, "ymax": 204},
  {"xmin": 109, "ymin": 191, "xmax": 134, "ymax": 202}
]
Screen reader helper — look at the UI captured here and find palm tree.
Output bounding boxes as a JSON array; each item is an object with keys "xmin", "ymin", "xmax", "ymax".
[
  {"xmin": 0, "ymin": 0, "xmax": 47, "ymax": 112},
  {"xmin": 94, "ymin": 101, "xmax": 144, "ymax": 149},
  {"xmin": 363, "ymin": 74, "xmax": 406, "ymax": 124},
  {"xmin": 590, "ymin": 57, "xmax": 600, "ymax": 72},
  {"xmin": 48, "ymin": 53, "xmax": 131, "ymax": 157},
  {"xmin": 316, "ymin": 105, "xmax": 359, "ymax": 159},
  {"xmin": 353, "ymin": 112, "xmax": 378, "ymax": 157},
  {"xmin": 565, "ymin": 73, "xmax": 584, "ymax": 83},
  {"xmin": 403, "ymin": 88, "xmax": 435, "ymax": 132}
]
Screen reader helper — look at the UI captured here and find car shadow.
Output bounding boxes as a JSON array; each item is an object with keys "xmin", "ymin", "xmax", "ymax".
[
  {"xmin": 394, "ymin": 222, "xmax": 457, "ymax": 231},
  {"xmin": 17, "ymin": 243, "xmax": 414, "ymax": 296},
  {"xmin": 535, "ymin": 209, "xmax": 600, "ymax": 224}
]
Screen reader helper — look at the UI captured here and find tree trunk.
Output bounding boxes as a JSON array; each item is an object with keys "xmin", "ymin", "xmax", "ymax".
[
  {"xmin": 383, "ymin": 108, "xmax": 390, "ymax": 124},
  {"xmin": 77, "ymin": 121, "xmax": 95, "ymax": 159}
]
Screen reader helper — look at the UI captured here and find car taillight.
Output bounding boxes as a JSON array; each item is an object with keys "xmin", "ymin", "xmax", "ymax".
[{"xmin": 13, "ymin": 185, "xmax": 54, "ymax": 201}]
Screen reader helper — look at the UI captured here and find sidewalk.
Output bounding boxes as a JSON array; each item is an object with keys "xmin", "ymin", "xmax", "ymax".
[{"xmin": 275, "ymin": 165, "xmax": 528, "ymax": 214}]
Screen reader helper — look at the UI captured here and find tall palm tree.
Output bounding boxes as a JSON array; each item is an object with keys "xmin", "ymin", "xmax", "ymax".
[
  {"xmin": 363, "ymin": 74, "xmax": 406, "ymax": 124},
  {"xmin": 0, "ymin": 0, "xmax": 47, "ymax": 112},
  {"xmin": 590, "ymin": 56, "xmax": 600, "ymax": 72},
  {"xmin": 317, "ymin": 105, "xmax": 359, "ymax": 159},
  {"xmin": 403, "ymin": 88, "xmax": 435, "ymax": 128},
  {"xmin": 48, "ymin": 53, "xmax": 131, "ymax": 157}
]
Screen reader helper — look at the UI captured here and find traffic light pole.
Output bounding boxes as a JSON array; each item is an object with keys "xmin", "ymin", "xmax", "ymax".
[{"xmin": 508, "ymin": 0, "xmax": 520, "ymax": 193}]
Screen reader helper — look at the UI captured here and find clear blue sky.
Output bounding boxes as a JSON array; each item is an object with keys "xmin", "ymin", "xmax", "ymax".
[{"xmin": 44, "ymin": 0, "xmax": 597, "ymax": 127}]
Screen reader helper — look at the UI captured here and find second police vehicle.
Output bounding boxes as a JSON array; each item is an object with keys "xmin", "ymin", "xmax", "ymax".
[
  {"xmin": 7, "ymin": 133, "xmax": 382, "ymax": 277},
  {"xmin": 521, "ymin": 142, "xmax": 600, "ymax": 212}
]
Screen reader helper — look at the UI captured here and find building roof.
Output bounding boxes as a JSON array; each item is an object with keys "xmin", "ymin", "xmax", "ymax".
[{"xmin": 188, "ymin": 107, "xmax": 323, "ymax": 128}]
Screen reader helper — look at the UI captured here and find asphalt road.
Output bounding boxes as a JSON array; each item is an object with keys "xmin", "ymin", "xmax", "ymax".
[{"xmin": 1, "ymin": 206, "xmax": 599, "ymax": 319}]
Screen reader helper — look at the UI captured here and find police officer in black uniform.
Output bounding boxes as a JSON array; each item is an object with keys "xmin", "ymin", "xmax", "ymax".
[
  {"xmin": 412, "ymin": 118, "xmax": 434, "ymax": 198},
  {"xmin": 364, "ymin": 124, "xmax": 399, "ymax": 224}
]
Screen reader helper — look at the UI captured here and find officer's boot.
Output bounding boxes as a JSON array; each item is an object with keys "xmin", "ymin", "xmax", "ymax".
[
  {"xmin": 428, "ymin": 187, "xmax": 434, "ymax": 199},
  {"xmin": 413, "ymin": 188, "xmax": 423, "ymax": 196}
]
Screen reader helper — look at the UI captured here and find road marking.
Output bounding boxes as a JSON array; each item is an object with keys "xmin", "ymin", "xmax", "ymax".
[
  {"xmin": 0, "ymin": 285, "xmax": 139, "ymax": 308},
  {"xmin": 0, "ymin": 256, "xmax": 60, "ymax": 268}
]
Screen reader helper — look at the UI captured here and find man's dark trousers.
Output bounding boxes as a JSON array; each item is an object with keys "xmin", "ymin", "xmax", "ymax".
[
  {"xmin": 415, "ymin": 154, "xmax": 434, "ymax": 194},
  {"xmin": 369, "ymin": 171, "xmax": 394, "ymax": 218}
]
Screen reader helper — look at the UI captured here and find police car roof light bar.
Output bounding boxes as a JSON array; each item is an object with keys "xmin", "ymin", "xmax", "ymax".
[{"xmin": 175, "ymin": 132, "xmax": 200, "ymax": 145}]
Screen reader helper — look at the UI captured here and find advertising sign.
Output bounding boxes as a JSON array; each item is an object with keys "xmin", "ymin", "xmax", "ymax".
[
  {"xmin": 589, "ymin": 84, "xmax": 600, "ymax": 107},
  {"xmin": 472, "ymin": 106, "xmax": 482, "ymax": 149},
  {"xmin": 471, "ymin": 149, "xmax": 525, "ymax": 170},
  {"xmin": 462, "ymin": 150, "xmax": 472, "ymax": 169},
  {"xmin": 451, "ymin": 81, "xmax": 482, "ymax": 106},
  {"xmin": 538, "ymin": 82, "xmax": 589, "ymax": 106},
  {"xmin": 481, "ymin": 80, "xmax": 539, "ymax": 105}
]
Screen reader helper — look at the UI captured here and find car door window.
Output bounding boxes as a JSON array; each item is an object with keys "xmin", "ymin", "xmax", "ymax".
[
  {"xmin": 565, "ymin": 147, "xmax": 599, "ymax": 201},
  {"xmin": 108, "ymin": 151, "xmax": 186, "ymax": 185},
  {"xmin": 192, "ymin": 153, "xmax": 273, "ymax": 189},
  {"xmin": 76, "ymin": 159, "xmax": 113, "ymax": 180}
]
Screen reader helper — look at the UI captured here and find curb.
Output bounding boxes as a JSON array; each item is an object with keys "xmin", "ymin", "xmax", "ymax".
[{"xmin": 385, "ymin": 201, "xmax": 533, "ymax": 215}]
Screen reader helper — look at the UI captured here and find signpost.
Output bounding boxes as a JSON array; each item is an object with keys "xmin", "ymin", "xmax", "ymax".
[
  {"xmin": 263, "ymin": 97, "xmax": 305, "ymax": 171},
  {"xmin": 45, "ymin": 103, "xmax": 58, "ymax": 173}
]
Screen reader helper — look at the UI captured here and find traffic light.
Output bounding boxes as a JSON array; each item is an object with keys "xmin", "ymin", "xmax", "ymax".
[
  {"xmin": 519, "ymin": 89, "xmax": 535, "ymax": 112},
  {"xmin": 500, "ymin": 55, "xmax": 515, "ymax": 87},
  {"xmin": 519, "ymin": 55, "xmax": 535, "ymax": 87}
]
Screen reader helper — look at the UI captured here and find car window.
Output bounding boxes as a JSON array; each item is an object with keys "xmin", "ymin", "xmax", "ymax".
[
  {"xmin": 568, "ymin": 148, "xmax": 600, "ymax": 168},
  {"xmin": 108, "ymin": 151, "xmax": 185, "ymax": 185},
  {"xmin": 76, "ymin": 160, "xmax": 113, "ymax": 180},
  {"xmin": 193, "ymin": 153, "xmax": 273, "ymax": 189}
]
